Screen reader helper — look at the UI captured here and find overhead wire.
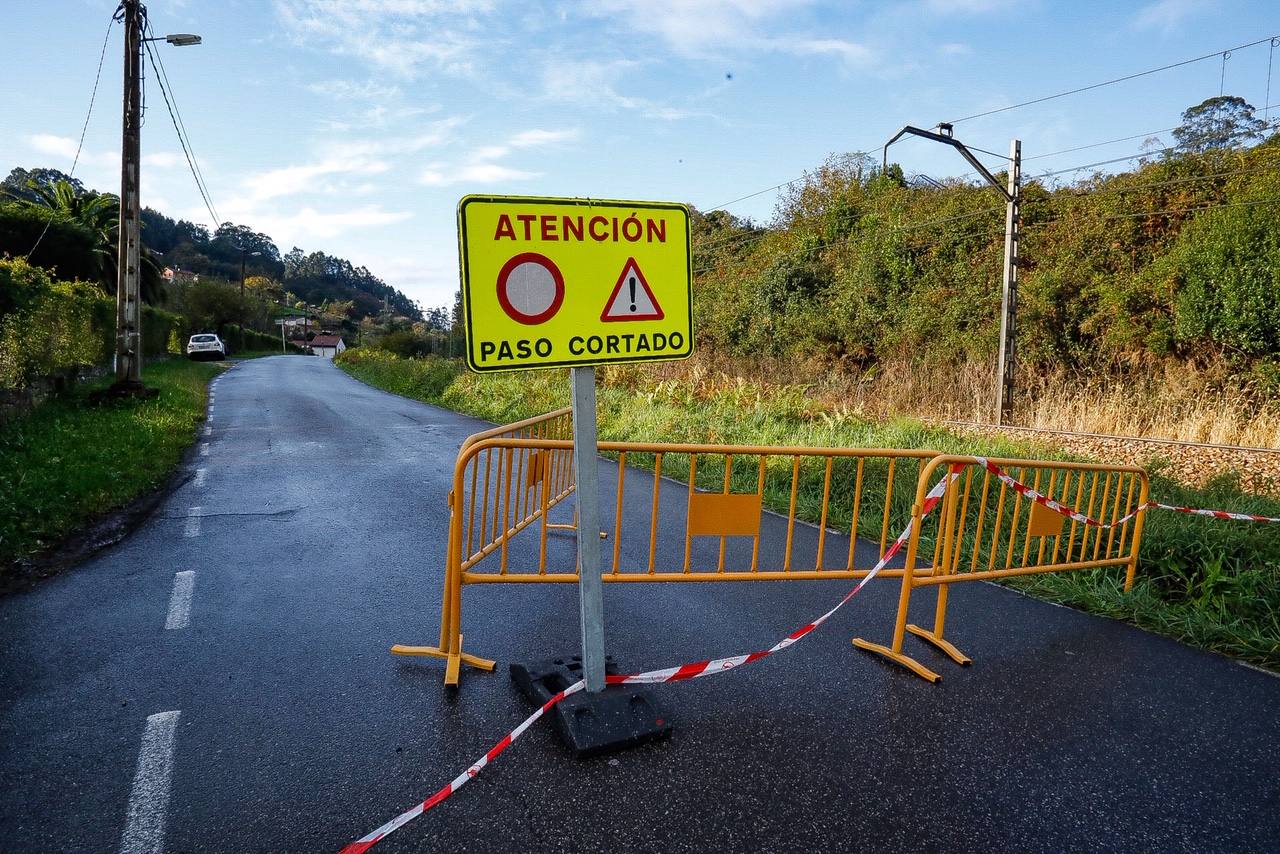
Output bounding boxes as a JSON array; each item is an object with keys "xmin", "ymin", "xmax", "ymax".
[
  {"xmin": 947, "ymin": 34, "xmax": 1280, "ymax": 125},
  {"xmin": 23, "ymin": 9, "xmax": 118, "ymax": 260},
  {"xmin": 693, "ymin": 203, "xmax": 1008, "ymax": 277},
  {"xmin": 142, "ymin": 16, "xmax": 221, "ymax": 230}
]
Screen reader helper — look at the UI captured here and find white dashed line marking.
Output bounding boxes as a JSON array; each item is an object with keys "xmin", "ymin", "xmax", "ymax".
[
  {"xmin": 199, "ymin": 443, "xmax": 209, "ymax": 457},
  {"xmin": 118, "ymin": 710, "xmax": 181, "ymax": 854},
  {"xmin": 164, "ymin": 571, "xmax": 195, "ymax": 630},
  {"xmin": 193, "ymin": 468, "xmax": 206, "ymax": 488},
  {"xmin": 183, "ymin": 507, "xmax": 202, "ymax": 538},
  {"xmin": 202, "ymin": 424, "xmax": 211, "ymax": 436}
]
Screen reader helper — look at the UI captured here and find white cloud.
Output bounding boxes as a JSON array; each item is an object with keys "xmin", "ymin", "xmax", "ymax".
[
  {"xmin": 143, "ymin": 152, "xmax": 183, "ymax": 168},
  {"xmin": 275, "ymin": 0, "xmax": 495, "ymax": 78},
  {"xmin": 595, "ymin": 0, "xmax": 807, "ymax": 57},
  {"xmin": 215, "ymin": 204, "xmax": 413, "ymax": 242},
  {"xmin": 939, "ymin": 42, "xmax": 973, "ymax": 57},
  {"xmin": 244, "ymin": 155, "xmax": 390, "ymax": 203},
  {"xmin": 416, "ymin": 124, "xmax": 575, "ymax": 186},
  {"xmin": 510, "ymin": 128, "xmax": 579, "ymax": 147},
  {"xmin": 237, "ymin": 115, "xmax": 466, "ymax": 202},
  {"xmin": 28, "ymin": 134, "xmax": 78, "ymax": 159},
  {"xmin": 307, "ymin": 78, "xmax": 402, "ymax": 100},
  {"xmin": 921, "ymin": 0, "xmax": 1018, "ymax": 13},
  {"xmin": 592, "ymin": 1, "xmax": 874, "ymax": 67},
  {"xmin": 420, "ymin": 163, "xmax": 540, "ymax": 186},
  {"xmin": 540, "ymin": 59, "xmax": 710, "ymax": 119},
  {"xmin": 1133, "ymin": 0, "xmax": 1213, "ymax": 33}
]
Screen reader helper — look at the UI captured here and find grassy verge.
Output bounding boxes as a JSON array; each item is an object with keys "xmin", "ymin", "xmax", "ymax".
[
  {"xmin": 337, "ymin": 350, "xmax": 1280, "ymax": 670},
  {"xmin": 0, "ymin": 358, "xmax": 221, "ymax": 577}
]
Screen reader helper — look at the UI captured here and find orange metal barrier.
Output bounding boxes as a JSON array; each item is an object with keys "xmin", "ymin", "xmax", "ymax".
[
  {"xmin": 391, "ymin": 408, "xmax": 576, "ymax": 684},
  {"xmin": 396, "ymin": 423, "xmax": 941, "ymax": 685},
  {"xmin": 853, "ymin": 455, "xmax": 1150, "ymax": 682}
]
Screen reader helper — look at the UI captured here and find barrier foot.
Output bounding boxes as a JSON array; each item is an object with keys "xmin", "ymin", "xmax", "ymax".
[
  {"xmin": 390, "ymin": 634, "xmax": 497, "ymax": 687},
  {"xmin": 906, "ymin": 625, "xmax": 972, "ymax": 666},
  {"xmin": 852, "ymin": 638, "xmax": 941, "ymax": 683}
]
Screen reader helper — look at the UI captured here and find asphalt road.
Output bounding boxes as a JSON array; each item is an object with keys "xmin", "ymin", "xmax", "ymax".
[{"xmin": 2, "ymin": 355, "xmax": 1278, "ymax": 853}]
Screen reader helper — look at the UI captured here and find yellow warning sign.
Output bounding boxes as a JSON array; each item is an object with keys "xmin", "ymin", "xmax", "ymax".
[{"xmin": 458, "ymin": 195, "xmax": 692, "ymax": 372}]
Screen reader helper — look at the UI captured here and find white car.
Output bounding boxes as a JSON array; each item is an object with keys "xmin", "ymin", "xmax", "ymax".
[{"xmin": 186, "ymin": 333, "xmax": 226, "ymax": 360}]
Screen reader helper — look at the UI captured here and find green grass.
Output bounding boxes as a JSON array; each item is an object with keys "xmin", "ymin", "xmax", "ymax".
[
  {"xmin": 338, "ymin": 350, "xmax": 1280, "ymax": 670},
  {"xmin": 0, "ymin": 358, "xmax": 221, "ymax": 574}
]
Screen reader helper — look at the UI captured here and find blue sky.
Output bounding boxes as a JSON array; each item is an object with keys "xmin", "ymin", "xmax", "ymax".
[{"xmin": 3, "ymin": 0, "xmax": 1277, "ymax": 309}]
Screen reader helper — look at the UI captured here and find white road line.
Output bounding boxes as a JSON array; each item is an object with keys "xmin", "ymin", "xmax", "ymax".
[
  {"xmin": 164, "ymin": 571, "xmax": 195, "ymax": 630},
  {"xmin": 193, "ymin": 468, "xmax": 206, "ymax": 488},
  {"xmin": 202, "ymin": 424, "xmax": 211, "ymax": 437},
  {"xmin": 199, "ymin": 443, "xmax": 209, "ymax": 457},
  {"xmin": 118, "ymin": 710, "xmax": 181, "ymax": 854},
  {"xmin": 183, "ymin": 507, "xmax": 201, "ymax": 538}
]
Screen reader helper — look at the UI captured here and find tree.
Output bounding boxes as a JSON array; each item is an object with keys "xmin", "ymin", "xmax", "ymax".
[
  {"xmin": 1, "ymin": 167, "xmax": 84, "ymax": 202},
  {"xmin": 1172, "ymin": 96, "xmax": 1268, "ymax": 153}
]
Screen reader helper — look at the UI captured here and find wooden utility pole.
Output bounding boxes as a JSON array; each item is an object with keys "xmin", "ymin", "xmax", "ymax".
[
  {"xmin": 995, "ymin": 139, "xmax": 1021, "ymax": 425},
  {"xmin": 112, "ymin": 0, "xmax": 145, "ymax": 392}
]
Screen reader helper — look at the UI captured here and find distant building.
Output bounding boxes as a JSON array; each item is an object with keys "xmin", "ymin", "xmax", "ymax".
[{"xmin": 310, "ymin": 334, "xmax": 346, "ymax": 358}]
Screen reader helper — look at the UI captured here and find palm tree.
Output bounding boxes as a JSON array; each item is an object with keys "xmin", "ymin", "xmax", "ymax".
[{"xmin": 21, "ymin": 179, "xmax": 164, "ymax": 302}]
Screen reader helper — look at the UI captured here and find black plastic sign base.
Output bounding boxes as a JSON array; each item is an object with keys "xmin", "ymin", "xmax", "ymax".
[{"xmin": 510, "ymin": 655, "xmax": 673, "ymax": 759}]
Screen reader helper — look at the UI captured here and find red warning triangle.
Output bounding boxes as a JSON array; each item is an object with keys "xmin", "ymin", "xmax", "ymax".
[{"xmin": 600, "ymin": 257, "xmax": 664, "ymax": 322}]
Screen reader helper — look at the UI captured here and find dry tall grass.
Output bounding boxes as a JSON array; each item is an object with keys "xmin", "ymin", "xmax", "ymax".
[{"xmin": 639, "ymin": 353, "xmax": 1280, "ymax": 449}]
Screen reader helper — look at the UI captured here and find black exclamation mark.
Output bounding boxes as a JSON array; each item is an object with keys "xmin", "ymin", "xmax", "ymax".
[{"xmin": 629, "ymin": 276, "xmax": 637, "ymax": 312}]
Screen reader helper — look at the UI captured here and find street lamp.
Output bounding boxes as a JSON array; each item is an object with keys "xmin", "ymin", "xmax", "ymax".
[{"xmin": 111, "ymin": 0, "xmax": 201, "ymax": 395}]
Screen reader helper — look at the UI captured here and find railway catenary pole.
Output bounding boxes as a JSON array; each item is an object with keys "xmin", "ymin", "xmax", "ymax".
[
  {"xmin": 996, "ymin": 139, "xmax": 1021, "ymax": 425},
  {"xmin": 882, "ymin": 125, "xmax": 1021, "ymax": 424}
]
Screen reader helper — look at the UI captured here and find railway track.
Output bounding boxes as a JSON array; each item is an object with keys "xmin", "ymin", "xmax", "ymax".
[
  {"xmin": 934, "ymin": 419, "xmax": 1280, "ymax": 495},
  {"xmin": 937, "ymin": 420, "xmax": 1280, "ymax": 455}
]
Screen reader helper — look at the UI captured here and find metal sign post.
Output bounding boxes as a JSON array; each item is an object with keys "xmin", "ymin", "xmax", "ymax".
[
  {"xmin": 570, "ymin": 366, "xmax": 606, "ymax": 693},
  {"xmin": 456, "ymin": 194, "xmax": 691, "ymax": 737}
]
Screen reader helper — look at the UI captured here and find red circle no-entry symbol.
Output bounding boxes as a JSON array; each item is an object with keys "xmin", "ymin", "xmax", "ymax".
[{"xmin": 496, "ymin": 253, "xmax": 565, "ymax": 325}]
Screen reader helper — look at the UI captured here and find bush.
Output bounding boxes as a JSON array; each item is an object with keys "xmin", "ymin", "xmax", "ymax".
[
  {"xmin": 0, "ymin": 259, "xmax": 107, "ymax": 389},
  {"xmin": 0, "ymin": 257, "xmax": 183, "ymax": 391}
]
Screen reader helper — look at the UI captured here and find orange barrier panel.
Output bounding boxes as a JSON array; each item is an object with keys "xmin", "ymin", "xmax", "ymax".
[
  {"xmin": 852, "ymin": 455, "xmax": 1150, "ymax": 682},
  {"xmin": 396, "ymin": 422, "xmax": 941, "ymax": 686}
]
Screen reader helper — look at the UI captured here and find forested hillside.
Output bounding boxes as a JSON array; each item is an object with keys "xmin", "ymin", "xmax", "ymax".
[{"xmin": 1, "ymin": 167, "xmax": 421, "ymax": 322}]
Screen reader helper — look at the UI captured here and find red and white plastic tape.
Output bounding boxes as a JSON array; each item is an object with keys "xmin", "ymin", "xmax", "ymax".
[
  {"xmin": 973, "ymin": 456, "xmax": 1280, "ymax": 527},
  {"xmin": 339, "ymin": 466, "xmax": 964, "ymax": 853}
]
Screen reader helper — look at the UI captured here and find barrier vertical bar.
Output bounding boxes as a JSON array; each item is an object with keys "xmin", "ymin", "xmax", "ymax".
[
  {"xmin": 648, "ymin": 454, "xmax": 663, "ymax": 574},
  {"xmin": 718, "ymin": 455, "xmax": 734, "ymax": 573},
  {"xmin": 1124, "ymin": 475, "xmax": 1150, "ymax": 593},
  {"xmin": 684, "ymin": 454, "xmax": 698, "ymax": 573},
  {"xmin": 816, "ymin": 457, "xmax": 833, "ymax": 570},
  {"xmin": 612, "ymin": 453, "xmax": 626, "ymax": 573},
  {"xmin": 784, "ymin": 456, "xmax": 800, "ymax": 571},
  {"xmin": 752, "ymin": 456, "xmax": 766, "ymax": 572},
  {"xmin": 846, "ymin": 459, "xmax": 865, "ymax": 571},
  {"xmin": 570, "ymin": 366, "xmax": 606, "ymax": 693}
]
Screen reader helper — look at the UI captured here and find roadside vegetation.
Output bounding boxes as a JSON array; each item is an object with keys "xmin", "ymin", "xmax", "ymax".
[
  {"xmin": 688, "ymin": 98, "xmax": 1280, "ymax": 446},
  {"xmin": 0, "ymin": 358, "xmax": 220, "ymax": 583},
  {"xmin": 337, "ymin": 348, "xmax": 1280, "ymax": 670}
]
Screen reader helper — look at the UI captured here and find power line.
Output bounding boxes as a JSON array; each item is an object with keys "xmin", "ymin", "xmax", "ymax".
[
  {"xmin": 142, "ymin": 22, "xmax": 220, "ymax": 231},
  {"xmin": 701, "ymin": 150, "xmax": 875, "ymax": 213},
  {"xmin": 1038, "ymin": 160, "xmax": 1280, "ymax": 202},
  {"xmin": 145, "ymin": 19, "xmax": 218, "ymax": 226},
  {"xmin": 23, "ymin": 11, "xmax": 118, "ymax": 260},
  {"xmin": 948, "ymin": 34, "xmax": 1280, "ymax": 125},
  {"xmin": 1022, "ymin": 194, "xmax": 1280, "ymax": 231},
  {"xmin": 693, "ymin": 205, "xmax": 1008, "ymax": 276}
]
